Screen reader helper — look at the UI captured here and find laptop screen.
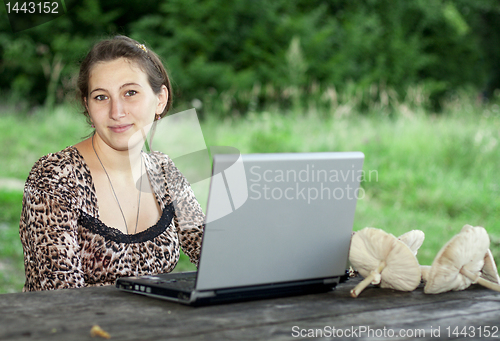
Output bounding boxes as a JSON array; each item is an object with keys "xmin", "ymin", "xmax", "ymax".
[{"xmin": 196, "ymin": 152, "xmax": 364, "ymax": 291}]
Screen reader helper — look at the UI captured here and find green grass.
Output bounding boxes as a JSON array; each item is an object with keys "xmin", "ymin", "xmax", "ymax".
[
  {"xmin": 201, "ymin": 107, "xmax": 500, "ymax": 267},
  {"xmin": 0, "ymin": 106, "xmax": 91, "ymax": 180},
  {"xmin": 0, "ymin": 190, "xmax": 25, "ymax": 293},
  {"xmin": 1, "ymin": 100, "xmax": 499, "ymax": 292}
]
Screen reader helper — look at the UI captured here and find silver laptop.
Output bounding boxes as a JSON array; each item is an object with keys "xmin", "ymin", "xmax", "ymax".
[{"xmin": 116, "ymin": 151, "xmax": 364, "ymax": 305}]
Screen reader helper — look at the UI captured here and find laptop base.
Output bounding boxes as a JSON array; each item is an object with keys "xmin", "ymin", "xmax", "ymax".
[{"xmin": 116, "ymin": 271, "xmax": 348, "ymax": 306}]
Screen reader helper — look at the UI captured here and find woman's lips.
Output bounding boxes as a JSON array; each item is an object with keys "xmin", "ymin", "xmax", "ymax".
[{"xmin": 109, "ymin": 124, "xmax": 133, "ymax": 133}]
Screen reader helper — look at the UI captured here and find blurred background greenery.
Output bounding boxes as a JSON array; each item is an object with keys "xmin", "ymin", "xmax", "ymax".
[{"xmin": 1, "ymin": 0, "xmax": 500, "ymax": 293}]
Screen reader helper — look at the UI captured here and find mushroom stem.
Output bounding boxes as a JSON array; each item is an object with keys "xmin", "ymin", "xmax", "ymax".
[
  {"xmin": 350, "ymin": 261, "xmax": 386, "ymax": 298},
  {"xmin": 460, "ymin": 268, "xmax": 500, "ymax": 292},
  {"xmin": 420, "ymin": 265, "xmax": 431, "ymax": 283}
]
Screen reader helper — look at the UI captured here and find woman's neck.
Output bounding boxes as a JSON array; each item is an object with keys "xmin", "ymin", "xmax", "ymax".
[{"xmin": 90, "ymin": 133, "xmax": 144, "ymax": 176}]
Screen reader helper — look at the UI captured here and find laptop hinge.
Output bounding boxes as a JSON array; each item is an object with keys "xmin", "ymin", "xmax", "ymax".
[
  {"xmin": 191, "ymin": 290, "xmax": 216, "ymax": 300},
  {"xmin": 323, "ymin": 277, "xmax": 340, "ymax": 285}
]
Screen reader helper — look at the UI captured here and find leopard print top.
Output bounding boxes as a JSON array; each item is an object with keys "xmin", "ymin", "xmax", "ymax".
[{"xmin": 19, "ymin": 146, "xmax": 205, "ymax": 291}]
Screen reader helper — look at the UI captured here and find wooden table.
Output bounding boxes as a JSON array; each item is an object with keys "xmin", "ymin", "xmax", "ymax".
[{"xmin": 1, "ymin": 277, "xmax": 500, "ymax": 340}]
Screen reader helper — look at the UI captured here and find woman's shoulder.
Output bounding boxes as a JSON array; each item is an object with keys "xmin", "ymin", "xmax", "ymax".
[
  {"xmin": 144, "ymin": 151, "xmax": 175, "ymax": 170},
  {"xmin": 144, "ymin": 151, "xmax": 187, "ymax": 183},
  {"xmin": 29, "ymin": 146, "xmax": 84, "ymax": 173},
  {"xmin": 26, "ymin": 146, "xmax": 88, "ymax": 189},
  {"xmin": 146, "ymin": 150, "xmax": 171, "ymax": 161}
]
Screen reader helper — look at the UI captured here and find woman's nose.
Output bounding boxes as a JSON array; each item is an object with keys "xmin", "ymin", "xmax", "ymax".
[{"xmin": 109, "ymin": 98, "xmax": 126, "ymax": 120}]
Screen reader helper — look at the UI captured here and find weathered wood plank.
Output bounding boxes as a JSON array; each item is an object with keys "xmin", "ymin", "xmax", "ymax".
[{"xmin": 0, "ymin": 278, "xmax": 499, "ymax": 341}]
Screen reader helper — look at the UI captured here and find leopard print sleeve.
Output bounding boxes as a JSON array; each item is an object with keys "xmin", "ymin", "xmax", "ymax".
[
  {"xmin": 157, "ymin": 154, "xmax": 205, "ymax": 267},
  {"xmin": 19, "ymin": 151, "xmax": 85, "ymax": 291}
]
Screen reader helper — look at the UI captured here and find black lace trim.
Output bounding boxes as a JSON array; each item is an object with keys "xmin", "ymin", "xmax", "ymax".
[{"xmin": 79, "ymin": 202, "xmax": 175, "ymax": 244}]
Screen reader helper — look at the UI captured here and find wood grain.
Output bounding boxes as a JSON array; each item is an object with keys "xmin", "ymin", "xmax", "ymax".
[{"xmin": 1, "ymin": 278, "xmax": 499, "ymax": 340}]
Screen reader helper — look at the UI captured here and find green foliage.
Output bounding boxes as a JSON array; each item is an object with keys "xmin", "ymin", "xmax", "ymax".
[{"xmin": 1, "ymin": 0, "xmax": 500, "ymax": 114}]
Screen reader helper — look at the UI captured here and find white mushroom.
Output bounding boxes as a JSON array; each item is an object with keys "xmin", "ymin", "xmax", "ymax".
[
  {"xmin": 461, "ymin": 224, "xmax": 473, "ymax": 232},
  {"xmin": 462, "ymin": 224, "xmax": 500, "ymax": 284},
  {"xmin": 397, "ymin": 230, "xmax": 429, "ymax": 282},
  {"xmin": 398, "ymin": 230, "xmax": 425, "ymax": 256},
  {"xmin": 482, "ymin": 249, "xmax": 500, "ymax": 284},
  {"xmin": 420, "ymin": 265, "xmax": 431, "ymax": 283},
  {"xmin": 424, "ymin": 226, "xmax": 500, "ymax": 294},
  {"xmin": 349, "ymin": 228, "xmax": 421, "ymax": 297}
]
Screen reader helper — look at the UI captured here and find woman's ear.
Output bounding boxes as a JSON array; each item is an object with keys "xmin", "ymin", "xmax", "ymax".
[
  {"xmin": 84, "ymin": 97, "xmax": 89, "ymax": 112},
  {"xmin": 156, "ymin": 85, "xmax": 168, "ymax": 115}
]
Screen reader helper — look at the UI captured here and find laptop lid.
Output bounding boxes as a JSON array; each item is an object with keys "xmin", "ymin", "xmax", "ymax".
[{"xmin": 195, "ymin": 152, "xmax": 364, "ymax": 291}]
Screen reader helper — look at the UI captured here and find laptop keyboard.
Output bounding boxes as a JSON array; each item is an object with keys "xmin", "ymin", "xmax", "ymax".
[{"xmin": 152, "ymin": 276, "xmax": 196, "ymax": 290}]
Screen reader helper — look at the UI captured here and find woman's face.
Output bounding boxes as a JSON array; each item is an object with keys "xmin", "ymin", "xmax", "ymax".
[{"xmin": 86, "ymin": 57, "xmax": 167, "ymax": 152}]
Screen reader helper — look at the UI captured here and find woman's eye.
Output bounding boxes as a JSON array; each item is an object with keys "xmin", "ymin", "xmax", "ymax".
[
  {"xmin": 94, "ymin": 95, "xmax": 107, "ymax": 101},
  {"xmin": 125, "ymin": 90, "xmax": 137, "ymax": 97}
]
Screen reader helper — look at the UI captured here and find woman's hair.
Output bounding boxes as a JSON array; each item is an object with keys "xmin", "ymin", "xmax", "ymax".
[{"xmin": 77, "ymin": 35, "xmax": 173, "ymax": 123}]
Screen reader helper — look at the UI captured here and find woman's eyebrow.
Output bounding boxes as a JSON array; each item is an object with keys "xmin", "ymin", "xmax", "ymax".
[
  {"xmin": 89, "ymin": 87, "xmax": 106, "ymax": 96},
  {"xmin": 89, "ymin": 83, "xmax": 143, "ymax": 95},
  {"xmin": 120, "ymin": 82, "xmax": 143, "ymax": 89}
]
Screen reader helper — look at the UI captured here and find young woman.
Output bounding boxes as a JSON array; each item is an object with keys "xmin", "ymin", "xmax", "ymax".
[{"xmin": 20, "ymin": 36, "xmax": 205, "ymax": 291}]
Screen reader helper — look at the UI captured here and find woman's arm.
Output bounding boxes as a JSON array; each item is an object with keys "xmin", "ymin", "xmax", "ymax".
[
  {"xmin": 19, "ymin": 155, "xmax": 85, "ymax": 291},
  {"xmin": 163, "ymin": 157, "xmax": 205, "ymax": 267}
]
